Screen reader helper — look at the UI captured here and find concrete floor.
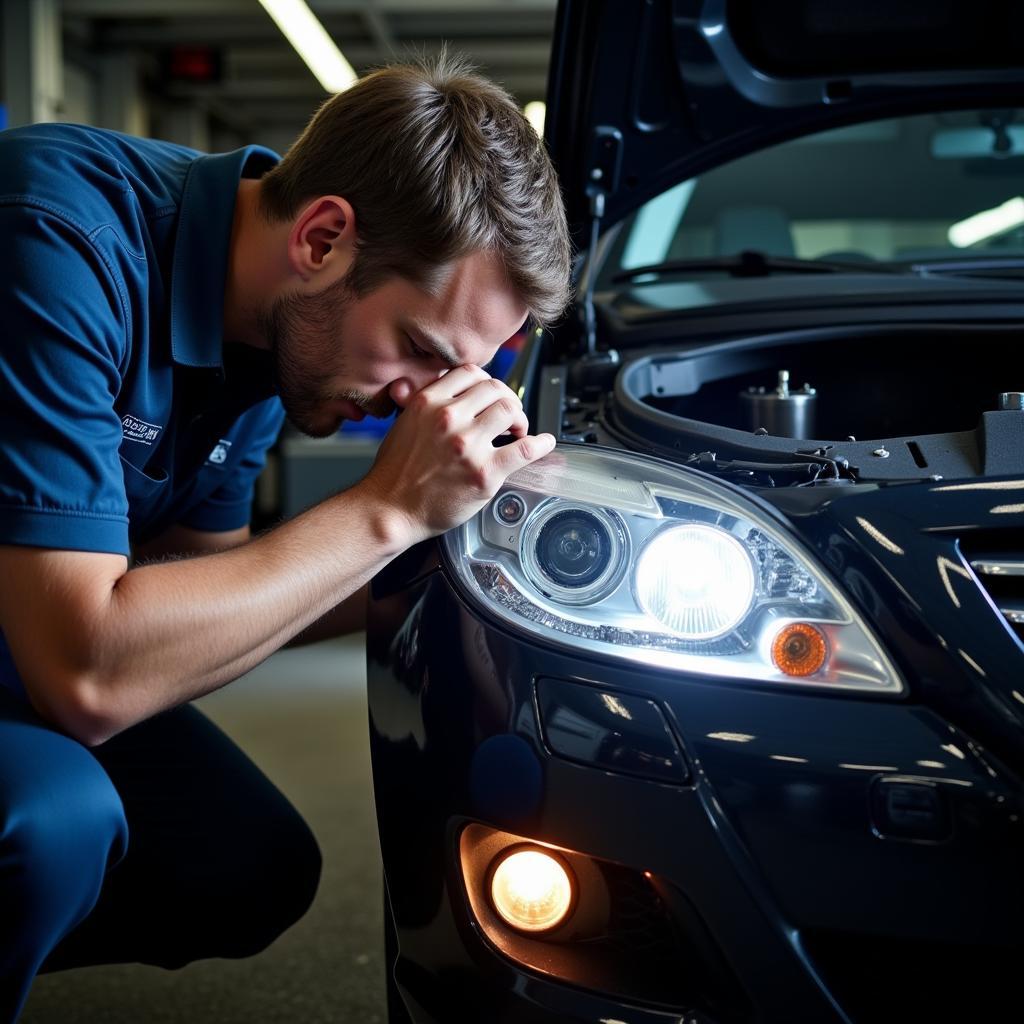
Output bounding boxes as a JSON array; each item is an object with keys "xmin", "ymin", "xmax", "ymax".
[{"xmin": 20, "ymin": 636, "xmax": 387, "ymax": 1024}]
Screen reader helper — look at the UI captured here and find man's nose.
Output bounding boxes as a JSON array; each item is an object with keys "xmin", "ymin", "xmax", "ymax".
[{"xmin": 388, "ymin": 368, "xmax": 449, "ymax": 408}]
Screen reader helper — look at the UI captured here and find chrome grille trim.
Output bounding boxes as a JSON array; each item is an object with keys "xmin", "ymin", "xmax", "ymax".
[
  {"xmin": 1000, "ymin": 604, "xmax": 1024, "ymax": 624},
  {"xmin": 970, "ymin": 559, "xmax": 1024, "ymax": 577},
  {"xmin": 963, "ymin": 549, "xmax": 1024, "ymax": 640}
]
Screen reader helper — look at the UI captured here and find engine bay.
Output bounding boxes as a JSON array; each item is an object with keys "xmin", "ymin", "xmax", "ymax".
[{"xmin": 544, "ymin": 325, "xmax": 1024, "ymax": 486}]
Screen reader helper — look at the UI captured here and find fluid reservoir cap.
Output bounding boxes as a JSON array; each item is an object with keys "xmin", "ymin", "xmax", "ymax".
[{"xmin": 999, "ymin": 392, "xmax": 1024, "ymax": 410}]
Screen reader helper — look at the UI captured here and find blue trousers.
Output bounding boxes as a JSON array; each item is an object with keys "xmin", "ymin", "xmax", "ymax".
[{"xmin": 0, "ymin": 690, "xmax": 322, "ymax": 1022}]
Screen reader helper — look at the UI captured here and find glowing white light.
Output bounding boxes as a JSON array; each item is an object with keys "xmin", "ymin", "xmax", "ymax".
[
  {"xmin": 948, "ymin": 196, "xmax": 1024, "ymax": 247},
  {"xmin": 257, "ymin": 0, "xmax": 357, "ymax": 93},
  {"xmin": 523, "ymin": 101, "xmax": 546, "ymax": 136},
  {"xmin": 635, "ymin": 525, "xmax": 755, "ymax": 639},
  {"xmin": 490, "ymin": 849, "xmax": 573, "ymax": 932}
]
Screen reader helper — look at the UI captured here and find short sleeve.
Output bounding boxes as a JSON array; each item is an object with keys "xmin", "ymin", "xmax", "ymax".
[
  {"xmin": 0, "ymin": 202, "xmax": 130, "ymax": 555},
  {"xmin": 178, "ymin": 398, "xmax": 285, "ymax": 533}
]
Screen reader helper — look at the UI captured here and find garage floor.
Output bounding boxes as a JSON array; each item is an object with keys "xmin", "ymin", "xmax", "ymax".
[{"xmin": 19, "ymin": 637, "xmax": 387, "ymax": 1024}]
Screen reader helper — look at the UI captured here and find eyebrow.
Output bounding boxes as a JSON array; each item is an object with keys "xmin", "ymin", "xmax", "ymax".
[{"xmin": 409, "ymin": 325, "xmax": 464, "ymax": 369}]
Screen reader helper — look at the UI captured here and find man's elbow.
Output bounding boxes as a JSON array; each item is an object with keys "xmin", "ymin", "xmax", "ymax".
[{"xmin": 26, "ymin": 672, "xmax": 125, "ymax": 748}]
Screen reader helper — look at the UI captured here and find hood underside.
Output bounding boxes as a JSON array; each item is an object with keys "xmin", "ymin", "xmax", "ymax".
[{"xmin": 545, "ymin": 0, "xmax": 1024, "ymax": 251}]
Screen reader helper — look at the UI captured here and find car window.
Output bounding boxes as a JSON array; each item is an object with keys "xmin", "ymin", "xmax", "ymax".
[{"xmin": 602, "ymin": 108, "xmax": 1024, "ymax": 282}]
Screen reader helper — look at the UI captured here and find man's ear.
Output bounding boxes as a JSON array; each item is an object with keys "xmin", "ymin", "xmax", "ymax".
[{"xmin": 287, "ymin": 196, "xmax": 357, "ymax": 284}]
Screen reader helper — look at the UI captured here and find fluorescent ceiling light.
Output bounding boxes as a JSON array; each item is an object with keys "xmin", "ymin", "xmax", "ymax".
[
  {"xmin": 258, "ymin": 0, "xmax": 357, "ymax": 93},
  {"xmin": 948, "ymin": 196, "xmax": 1024, "ymax": 247},
  {"xmin": 523, "ymin": 101, "xmax": 546, "ymax": 137}
]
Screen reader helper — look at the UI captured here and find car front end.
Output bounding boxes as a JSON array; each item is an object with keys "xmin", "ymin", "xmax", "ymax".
[{"xmin": 369, "ymin": 2, "xmax": 1024, "ymax": 1020}]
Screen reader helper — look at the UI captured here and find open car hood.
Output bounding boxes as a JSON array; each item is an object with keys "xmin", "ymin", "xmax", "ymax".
[{"xmin": 545, "ymin": 0, "xmax": 1024, "ymax": 253}]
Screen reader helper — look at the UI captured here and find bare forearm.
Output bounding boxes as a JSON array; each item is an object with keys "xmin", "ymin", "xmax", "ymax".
[
  {"xmin": 80, "ymin": 483, "xmax": 401, "ymax": 733},
  {"xmin": 284, "ymin": 585, "xmax": 367, "ymax": 647}
]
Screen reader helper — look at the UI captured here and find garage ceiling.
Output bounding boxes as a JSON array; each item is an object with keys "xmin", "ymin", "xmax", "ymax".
[{"xmin": 61, "ymin": 0, "xmax": 556, "ymax": 142}]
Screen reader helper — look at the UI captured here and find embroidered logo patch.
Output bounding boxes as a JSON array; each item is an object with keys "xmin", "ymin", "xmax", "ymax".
[
  {"xmin": 206, "ymin": 439, "xmax": 232, "ymax": 466},
  {"xmin": 122, "ymin": 414, "xmax": 162, "ymax": 446}
]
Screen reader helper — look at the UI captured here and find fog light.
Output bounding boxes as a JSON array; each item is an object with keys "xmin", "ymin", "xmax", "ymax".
[{"xmin": 489, "ymin": 846, "xmax": 574, "ymax": 933}]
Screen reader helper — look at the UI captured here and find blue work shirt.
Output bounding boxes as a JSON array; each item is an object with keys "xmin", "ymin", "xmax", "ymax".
[{"xmin": 0, "ymin": 124, "xmax": 287, "ymax": 697}]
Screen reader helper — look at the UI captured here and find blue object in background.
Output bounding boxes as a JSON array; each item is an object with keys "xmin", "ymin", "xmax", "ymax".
[
  {"xmin": 488, "ymin": 343, "xmax": 519, "ymax": 382},
  {"xmin": 340, "ymin": 410, "xmax": 395, "ymax": 439},
  {"xmin": 0, "ymin": 106, "xmax": 7, "ymax": 130}
]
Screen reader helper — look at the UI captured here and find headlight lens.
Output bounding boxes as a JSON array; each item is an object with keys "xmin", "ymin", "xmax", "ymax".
[
  {"xmin": 443, "ymin": 445, "xmax": 903, "ymax": 694},
  {"xmin": 635, "ymin": 524, "xmax": 754, "ymax": 639},
  {"xmin": 522, "ymin": 502, "xmax": 628, "ymax": 605}
]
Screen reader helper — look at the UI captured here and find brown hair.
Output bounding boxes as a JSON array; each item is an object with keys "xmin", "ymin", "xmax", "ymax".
[{"xmin": 259, "ymin": 55, "xmax": 571, "ymax": 328}]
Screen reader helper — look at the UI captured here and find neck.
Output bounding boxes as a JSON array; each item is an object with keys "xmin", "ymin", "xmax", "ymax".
[{"xmin": 223, "ymin": 179, "xmax": 290, "ymax": 350}]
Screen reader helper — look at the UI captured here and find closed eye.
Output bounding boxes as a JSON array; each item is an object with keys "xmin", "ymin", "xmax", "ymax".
[{"xmin": 406, "ymin": 334, "xmax": 431, "ymax": 360}]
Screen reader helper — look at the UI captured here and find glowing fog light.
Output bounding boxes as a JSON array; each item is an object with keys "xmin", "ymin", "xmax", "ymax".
[
  {"xmin": 635, "ymin": 524, "xmax": 755, "ymax": 639},
  {"xmin": 489, "ymin": 847, "xmax": 574, "ymax": 933}
]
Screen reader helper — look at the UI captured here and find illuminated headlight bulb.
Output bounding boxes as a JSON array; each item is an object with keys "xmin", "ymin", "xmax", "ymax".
[
  {"xmin": 489, "ymin": 847, "xmax": 574, "ymax": 933},
  {"xmin": 635, "ymin": 524, "xmax": 755, "ymax": 639}
]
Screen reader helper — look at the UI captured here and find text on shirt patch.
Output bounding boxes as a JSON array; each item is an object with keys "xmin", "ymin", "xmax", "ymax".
[
  {"xmin": 122, "ymin": 414, "xmax": 162, "ymax": 446},
  {"xmin": 206, "ymin": 439, "xmax": 232, "ymax": 466}
]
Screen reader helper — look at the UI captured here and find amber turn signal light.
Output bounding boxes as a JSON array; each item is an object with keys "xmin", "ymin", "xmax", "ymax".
[{"xmin": 771, "ymin": 622, "xmax": 828, "ymax": 677}]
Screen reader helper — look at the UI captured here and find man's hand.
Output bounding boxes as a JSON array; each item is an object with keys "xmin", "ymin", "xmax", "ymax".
[{"xmin": 357, "ymin": 364, "xmax": 555, "ymax": 546}]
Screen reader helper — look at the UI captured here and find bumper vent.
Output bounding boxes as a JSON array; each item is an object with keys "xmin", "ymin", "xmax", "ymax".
[{"xmin": 962, "ymin": 544, "xmax": 1024, "ymax": 644}]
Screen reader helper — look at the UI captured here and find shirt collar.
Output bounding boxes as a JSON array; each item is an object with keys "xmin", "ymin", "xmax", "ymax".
[{"xmin": 169, "ymin": 144, "xmax": 279, "ymax": 369}]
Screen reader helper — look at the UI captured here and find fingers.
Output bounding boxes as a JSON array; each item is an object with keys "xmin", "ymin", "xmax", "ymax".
[
  {"xmin": 472, "ymin": 392, "xmax": 526, "ymax": 441},
  {"xmin": 415, "ymin": 363, "xmax": 490, "ymax": 404},
  {"xmin": 412, "ymin": 369, "xmax": 529, "ymax": 439},
  {"xmin": 491, "ymin": 432, "xmax": 557, "ymax": 478},
  {"xmin": 460, "ymin": 381, "xmax": 529, "ymax": 438}
]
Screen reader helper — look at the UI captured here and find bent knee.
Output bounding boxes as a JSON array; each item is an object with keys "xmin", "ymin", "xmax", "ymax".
[
  {"xmin": 225, "ymin": 815, "xmax": 323, "ymax": 959},
  {"xmin": 0, "ymin": 732, "xmax": 127, "ymax": 912}
]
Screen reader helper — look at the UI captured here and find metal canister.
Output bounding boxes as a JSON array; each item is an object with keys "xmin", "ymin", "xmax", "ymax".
[{"xmin": 739, "ymin": 370, "xmax": 818, "ymax": 439}]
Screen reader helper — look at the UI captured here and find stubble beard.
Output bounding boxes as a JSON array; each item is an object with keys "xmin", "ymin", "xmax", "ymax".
[{"xmin": 259, "ymin": 283, "xmax": 391, "ymax": 438}]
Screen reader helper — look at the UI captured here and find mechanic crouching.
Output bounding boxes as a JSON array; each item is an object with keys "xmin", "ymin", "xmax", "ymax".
[{"xmin": 0, "ymin": 57, "xmax": 570, "ymax": 1021}]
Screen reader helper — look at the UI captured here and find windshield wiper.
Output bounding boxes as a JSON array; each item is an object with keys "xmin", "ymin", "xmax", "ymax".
[
  {"xmin": 612, "ymin": 250, "xmax": 904, "ymax": 284},
  {"xmin": 905, "ymin": 257, "xmax": 1024, "ymax": 280}
]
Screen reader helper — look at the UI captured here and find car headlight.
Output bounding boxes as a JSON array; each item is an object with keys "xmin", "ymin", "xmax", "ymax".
[{"xmin": 443, "ymin": 445, "xmax": 903, "ymax": 694}]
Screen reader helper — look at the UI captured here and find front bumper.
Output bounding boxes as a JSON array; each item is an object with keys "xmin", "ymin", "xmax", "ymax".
[{"xmin": 369, "ymin": 572, "xmax": 1021, "ymax": 1024}]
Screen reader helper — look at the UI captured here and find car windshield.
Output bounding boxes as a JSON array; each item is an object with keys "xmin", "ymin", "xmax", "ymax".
[{"xmin": 597, "ymin": 108, "xmax": 1024, "ymax": 295}]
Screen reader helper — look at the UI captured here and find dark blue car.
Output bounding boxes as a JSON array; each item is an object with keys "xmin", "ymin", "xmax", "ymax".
[{"xmin": 369, "ymin": 2, "xmax": 1024, "ymax": 1020}]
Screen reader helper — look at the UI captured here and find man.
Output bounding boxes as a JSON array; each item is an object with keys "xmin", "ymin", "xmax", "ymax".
[{"xmin": 0, "ymin": 57, "xmax": 571, "ymax": 1020}]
